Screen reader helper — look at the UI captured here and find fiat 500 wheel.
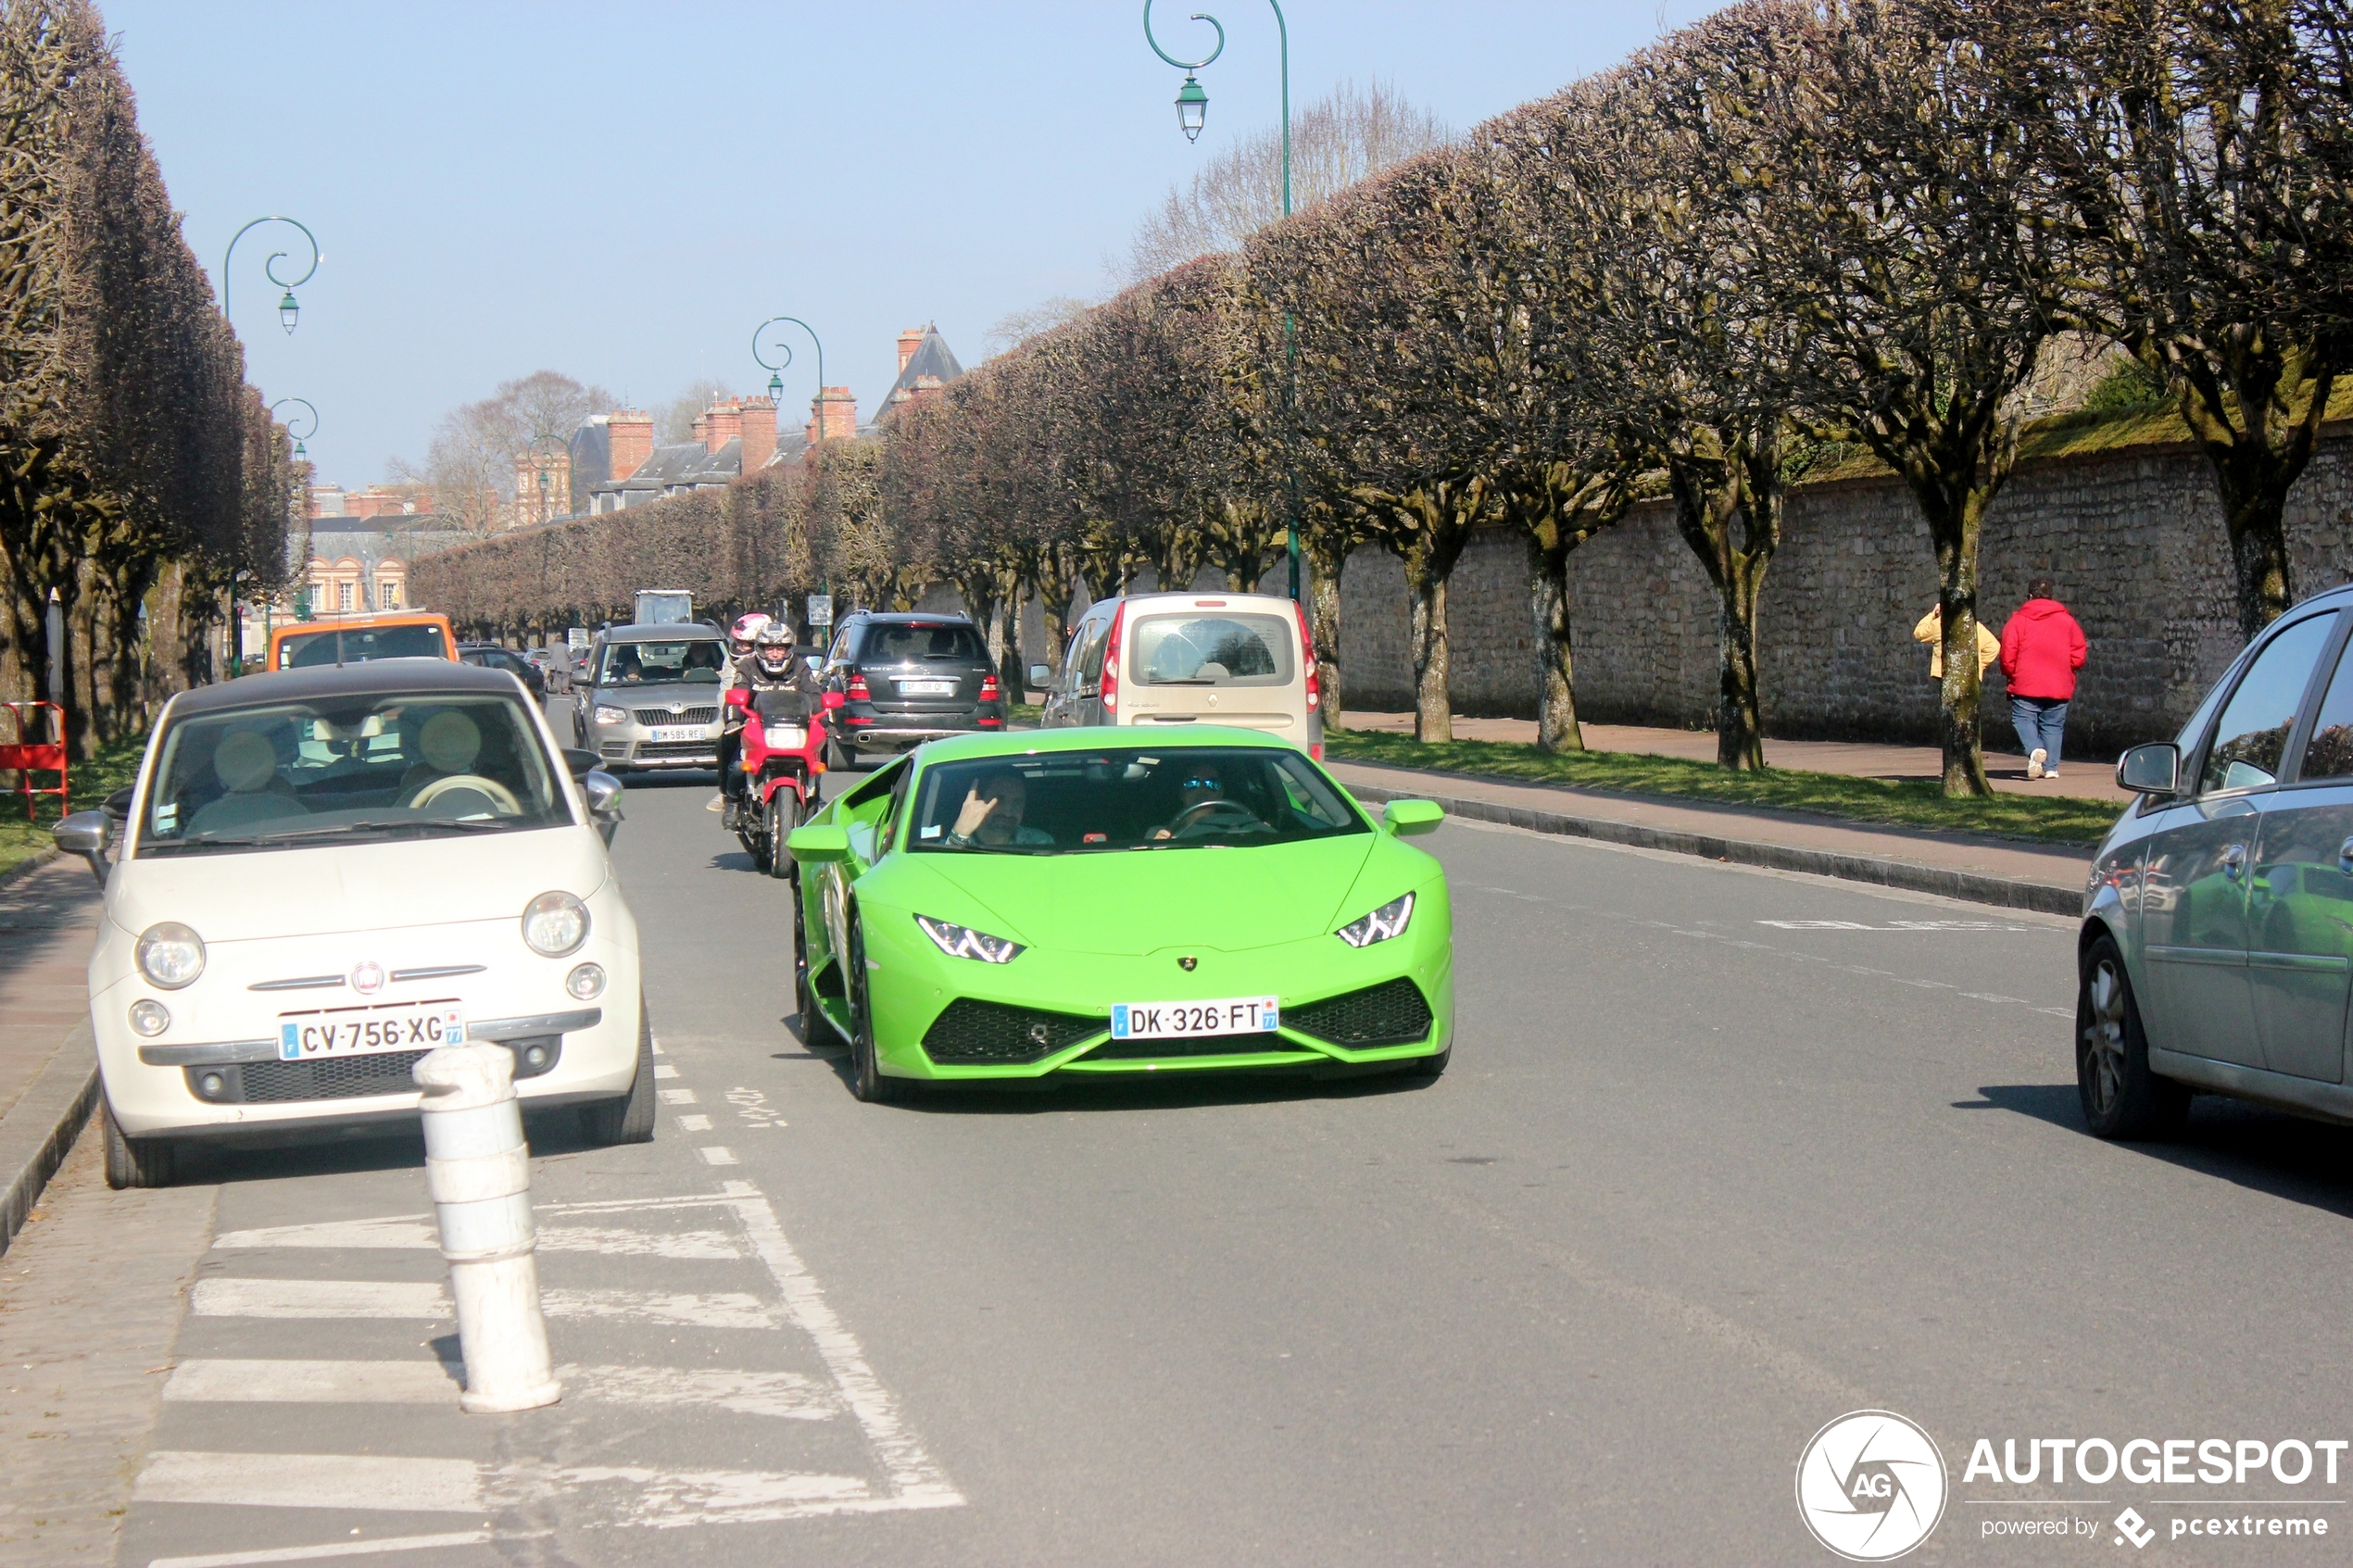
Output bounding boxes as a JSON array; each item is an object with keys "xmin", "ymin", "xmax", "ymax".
[
  {"xmin": 581, "ymin": 999, "xmax": 658, "ymax": 1146},
  {"xmin": 103, "ymin": 1100, "xmax": 179, "ymax": 1189},
  {"xmin": 2077, "ymin": 934, "xmax": 2188, "ymax": 1140}
]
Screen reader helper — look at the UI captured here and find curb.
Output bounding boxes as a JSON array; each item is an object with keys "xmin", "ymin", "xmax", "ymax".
[
  {"xmin": 0, "ymin": 1022, "xmax": 99, "ymax": 1257},
  {"xmin": 1344, "ymin": 781, "xmax": 2083, "ymax": 917},
  {"xmin": 0, "ymin": 846, "xmax": 59, "ymax": 892}
]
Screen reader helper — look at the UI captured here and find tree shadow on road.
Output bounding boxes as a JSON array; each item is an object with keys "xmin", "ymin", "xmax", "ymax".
[{"xmin": 1963, "ymin": 1082, "xmax": 2353, "ymax": 1218}]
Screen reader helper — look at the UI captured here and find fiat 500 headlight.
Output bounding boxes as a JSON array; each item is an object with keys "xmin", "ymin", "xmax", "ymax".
[
  {"xmin": 1336, "ymin": 892, "xmax": 1414, "ymax": 948},
  {"xmin": 137, "ymin": 922, "xmax": 207, "ymax": 987},
  {"xmin": 522, "ymin": 890, "xmax": 590, "ymax": 957},
  {"xmin": 593, "ymin": 705, "xmax": 628, "ymax": 726},
  {"xmin": 915, "ymin": 915, "xmax": 1025, "ymax": 964}
]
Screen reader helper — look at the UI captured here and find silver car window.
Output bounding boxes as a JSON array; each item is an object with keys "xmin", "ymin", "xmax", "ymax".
[{"xmin": 2198, "ymin": 614, "xmax": 2335, "ymax": 795}]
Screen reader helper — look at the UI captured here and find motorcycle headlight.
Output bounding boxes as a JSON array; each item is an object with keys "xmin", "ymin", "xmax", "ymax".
[
  {"xmin": 137, "ymin": 922, "xmax": 207, "ymax": 988},
  {"xmin": 522, "ymin": 890, "xmax": 591, "ymax": 957},
  {"xmin": 767, "ymin": 724, "xmax": 807, "ymax": 749},
  {"xmin": 1335, "ymin": 892, "xmax": 1414, "ymax": 948},
  {"xmin": 915, "ymin": 915, "xmax": 1025, "ymax": 964},
  {"xmin": 593, "ymin": 705, "xmax": 628, "ymax": 726}
]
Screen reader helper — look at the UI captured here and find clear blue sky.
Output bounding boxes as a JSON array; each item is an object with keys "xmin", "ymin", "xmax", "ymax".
[{"xmin": 103, "ymin": 1, "xmax": 1712, "ymax": 488}]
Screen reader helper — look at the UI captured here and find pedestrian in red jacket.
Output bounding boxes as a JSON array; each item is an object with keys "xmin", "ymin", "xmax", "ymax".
[{"xmin": 2000, "ymin": 577, "xmax": 2088, "ymax": 779}]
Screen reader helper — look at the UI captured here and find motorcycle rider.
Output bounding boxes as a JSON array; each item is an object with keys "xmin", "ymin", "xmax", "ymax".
[
  {"xmin": 727, "ymin": 611, "xmax": 770, "ymax": 663},
  {"xmin": 717, "ymin": 619, "xmax": 822, "ymax": 827}
]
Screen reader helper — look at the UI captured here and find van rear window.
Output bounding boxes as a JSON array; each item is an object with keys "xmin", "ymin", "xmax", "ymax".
[
  {"xmin": 1129, "ymin": 613, "xmax": 1294, "ymax": 687},
  {"xmin": 278, "ymin": 624, "xmax": 447, "ymax": 669}
]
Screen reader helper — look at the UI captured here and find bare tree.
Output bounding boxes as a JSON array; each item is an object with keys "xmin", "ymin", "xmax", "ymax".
[
  {"xmin": 657, "ymin": 378, "xmax": 736, "ymax": 445},
  {"xmin": 1117, "ymin": 80, "xmax": 1452, "ymax": 284},
  {"xmin": 983, "ymin": 296, "xmax": 1095, "ymax": 358}
]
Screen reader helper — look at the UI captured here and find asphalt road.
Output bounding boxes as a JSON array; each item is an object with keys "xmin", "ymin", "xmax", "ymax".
[{"xmin": 14, "ymin": 732, "xmax": 2353, "ymax": 1566}]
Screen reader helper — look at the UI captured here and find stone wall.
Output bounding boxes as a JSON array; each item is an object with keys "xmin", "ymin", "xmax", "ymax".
[{"xmin": 1337, "ymin": 430, "xmax": 2353, "ymax": 759}]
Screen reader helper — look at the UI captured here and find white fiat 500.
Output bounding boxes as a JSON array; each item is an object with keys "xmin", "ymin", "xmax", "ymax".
[{"xmin": 53, "ymin": 660, "xmax": 652, "ymax": 1188}]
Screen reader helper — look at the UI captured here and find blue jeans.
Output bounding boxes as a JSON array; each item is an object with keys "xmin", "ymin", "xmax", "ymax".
[{"xmin": 2011, "ymin": 696, "xmax": 2068, "ymax": 770}]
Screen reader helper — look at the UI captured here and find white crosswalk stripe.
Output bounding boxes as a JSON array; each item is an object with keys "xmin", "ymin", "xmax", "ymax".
[{"xmin": 135, "ymin": 1178, "xmax": 961, "ymax": 1562}]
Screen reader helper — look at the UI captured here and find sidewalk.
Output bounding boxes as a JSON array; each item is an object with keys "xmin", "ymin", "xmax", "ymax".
[
  {"xmin": 1342, "ymin": 711, "xmax": 2128, "ymax": 802},
  {"xmin": 1325, "ymin": 757, "xmax": 2094, "ymax": 916},
  {"xmin": 0, "ymin": 855, "xmax": 104, "ymax": 1254}
]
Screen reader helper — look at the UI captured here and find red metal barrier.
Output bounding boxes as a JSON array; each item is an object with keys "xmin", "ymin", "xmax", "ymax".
[{"xmin": 0, "ymin": 702, "xmax": 67, "ymax": 821}]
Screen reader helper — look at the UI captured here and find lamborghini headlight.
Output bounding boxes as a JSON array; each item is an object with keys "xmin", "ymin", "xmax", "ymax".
[
  {"xmin": 1335, "ymin": 892, "xmax": 1414, "ymax": 948},
  {"xmin": 915, "ymin": 915, "xmax": 1025, "ymax": 964}
]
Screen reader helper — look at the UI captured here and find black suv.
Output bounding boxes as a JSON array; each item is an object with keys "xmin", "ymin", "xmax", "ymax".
[
  {"xmin": 823, "ymin": 611, "xmax": 1004, "ymax": 765},
  {"xmin": 459, "ymin": 642, "xmax": 546, "ymax": 700}
]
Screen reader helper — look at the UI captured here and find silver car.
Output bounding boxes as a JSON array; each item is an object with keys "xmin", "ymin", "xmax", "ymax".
[
  {"xmin": 2085, "ymin": 583, "xmax": 2353, "ymax": 1136},
  {"xmin": 574, "ymin": 623, "xmax": 731, "ymax": 772}
]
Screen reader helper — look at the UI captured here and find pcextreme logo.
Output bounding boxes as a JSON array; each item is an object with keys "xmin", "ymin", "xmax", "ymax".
[{"xmin": 1796, "ymin": 1410, "xmax": 1949, "ymax": 1562}]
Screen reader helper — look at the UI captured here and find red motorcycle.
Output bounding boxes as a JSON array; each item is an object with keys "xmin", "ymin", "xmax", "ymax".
[{"xmin": 726, "ymin": 685, "xmax": 828, "ymax": 877}]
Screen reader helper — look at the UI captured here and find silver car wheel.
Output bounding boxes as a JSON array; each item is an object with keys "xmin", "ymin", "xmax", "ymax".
[{"xmin": 2082, "ymin": 956, "xmax": 2128, "ymax": 1115}]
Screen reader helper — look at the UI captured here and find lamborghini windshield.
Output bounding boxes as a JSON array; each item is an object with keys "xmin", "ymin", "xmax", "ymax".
[{"xmin": 909, "ymin": 746, "xmax": 1365, "ymax": 854}]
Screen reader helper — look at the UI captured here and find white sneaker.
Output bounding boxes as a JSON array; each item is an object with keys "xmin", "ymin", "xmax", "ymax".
[
  {"xmin": 2028, "ymin": 748, "xmax": 2046, "ymax": 780},
  {"xmin": 2045, "ymin": 770, "xmax": 2059, "ymax": 779},
  {"xmin": 706, "ymin": 793, "xmax": 725, "ymax": 812}
]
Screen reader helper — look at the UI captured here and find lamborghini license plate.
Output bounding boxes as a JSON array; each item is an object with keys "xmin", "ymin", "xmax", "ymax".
[{"xmin": 1109, "ymin": 997, "xmax": 1279, "ymax": 1040}]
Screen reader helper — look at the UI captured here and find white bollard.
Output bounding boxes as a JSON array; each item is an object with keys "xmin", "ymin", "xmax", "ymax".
[{"xmin": 414, "ymin": 1042, "xmax": 561, "ymax": 1413}]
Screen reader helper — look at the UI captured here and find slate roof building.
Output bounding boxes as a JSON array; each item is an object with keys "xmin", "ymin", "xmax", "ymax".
[
  {"xmin": 584, "ymin": 396, "xmax": 778, "ymax": 514},
  {"xmin": 874, "ymin": 323, "xmax": 964, "ymax": 425}
]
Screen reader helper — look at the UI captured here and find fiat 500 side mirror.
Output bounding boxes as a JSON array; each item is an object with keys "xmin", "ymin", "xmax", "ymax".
[
  {"xmin": 53, "ymin": 810, "xmax": 110, "ymax": 885},
  {"xmin": 583, "ymin": 770, "xmax": 624, "ymax": 845},
  {"xmin": 2116, "ymin": 743, "xmax": 2180, "ymax": 796},
  {"xmin": 560, "ymin": 747, "xmax": 598, "ymax": 780},
  {"xmin": 786, "ymin": 823, "xmax": 851, "ymax": 863},
  {"xmin": 1383, "ymin": 799, "xmax": 1445, "ymax": 836}
]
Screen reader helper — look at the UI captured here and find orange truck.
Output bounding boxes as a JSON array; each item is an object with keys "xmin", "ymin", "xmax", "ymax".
[{"xmin": 265, "ymin": 611, "xmax": 460, "ymax": 672}]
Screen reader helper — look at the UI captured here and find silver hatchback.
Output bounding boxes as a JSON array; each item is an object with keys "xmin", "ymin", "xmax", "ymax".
[
  {"xmin": 2084, "ymin": 583, "xmax": 2353, "ymax": 1136},
  {"xmin": 574, "ymin": 624, "xmax": 731, "ymax": 772}
]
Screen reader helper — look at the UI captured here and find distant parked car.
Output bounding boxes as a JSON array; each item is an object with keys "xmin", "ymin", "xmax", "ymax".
[
  {"xmin": 459, "ymin": 642, "xmax": 545, "ymax": 700},
  {"xmin": 819, "ymin": 611, "xmax": 1005, "ymax": 768},
  {"xmin": 2084, "ymin": 583, "xmax": 2353, "ymax": 1138}
]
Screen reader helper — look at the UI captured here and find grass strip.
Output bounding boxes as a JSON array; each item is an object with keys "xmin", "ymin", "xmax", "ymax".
[
  {"xmin": 0, "ymin": 728, "xmax": 148, "ymax": 884},
  {"xmin": 1323, "ymin": 728, "xmax": 2118, "ymax": 846}
]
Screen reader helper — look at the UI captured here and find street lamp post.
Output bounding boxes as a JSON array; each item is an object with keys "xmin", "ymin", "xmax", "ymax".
[
  {"xmin": 752, "ymin": 317, "xmax": 829, "ymax": 438},
  {"xmin": 526, "ymin": 433, "xmax": 570, "ymax": 530},
  {"xmin": 1142, "ymin": 0, "xmax": 1301, "ymax": 602},
  {"xmin": 222, "ymin": 216, "xmax": 321, "ymax": 334},
  {"xmin": 269, "ymin": 396, "xmax": 317, "ymax": 460}
]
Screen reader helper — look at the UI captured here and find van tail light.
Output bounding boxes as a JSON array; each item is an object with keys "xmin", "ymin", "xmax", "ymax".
[
  {"xmin": 847, "ymin": 673, "xmax": 871, "ymax": 701},
  {"xmin": 979, "ymin": 673, "xmax": 1001, "ymax": 702},
  {"xmin": 1102, "ymin": 603, "xmax": 1126, "ymax": 714},
  {"xmin": 1294, "ymin": 600, "xmax": 1321, "ymax": 712}
]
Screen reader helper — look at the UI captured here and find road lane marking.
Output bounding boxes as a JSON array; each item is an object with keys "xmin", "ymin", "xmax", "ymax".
[
  {"xmin": 660, "ymin": 1088, "xmax": 698, "ymax": 1104},
  {"xmin": 163, "ymin": 1360, "xmax": 838, "ymax": 1420},
  {"xmin": 677, "ymin": 1114, "xmax": 712, "ymax": 1131},
  {"xmin": 654, "ymin": 1063, "xmax": 680, "ymax": 1079},
  {"xmin": 147, "ymin": 1530, "xmax": 505, "ymax": 1567},
  {"xmin": 135, "ymin": 1450, "xmax": 484, "ymax": 1512},
  {"xmin": 213, "ymin": 1218, "xmax": 738, "ymax": 1259},
  {"xmin": 718, "ymin": 1179, "xmax": 963, "ymax": 1509},
  {"xmin": 192, "ymin": 1278, "xmax": 779, "ymax": 1328},
  {"xmin": 699, "ymin": 1146, "xmax": 738, "ymax": 1166}
]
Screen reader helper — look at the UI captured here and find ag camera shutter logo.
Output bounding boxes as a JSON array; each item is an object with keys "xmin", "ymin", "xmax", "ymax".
[{"xmin": 1795, "ymin": 1410, "xmax": 1948, "ymax": 1561}]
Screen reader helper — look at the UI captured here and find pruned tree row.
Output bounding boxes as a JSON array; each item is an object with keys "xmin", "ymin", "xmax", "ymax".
[{"xmin": 0, "ymin": 0, "xmax": 301, "ymax": 752}]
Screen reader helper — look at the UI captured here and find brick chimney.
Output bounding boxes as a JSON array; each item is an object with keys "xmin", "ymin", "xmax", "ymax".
[
  {"xmin": 807, "ymin": 386, "xmax": 859, "ymax": 445},
  {"xmin": 739, "ymin": 396, "xmax": 777, "ymax": 471},
  {"xmin": 897, "ymin": 327, "xmax": 925, "ymax": 376},
  {"xmin": 704, "ymin": 398, "xmax": 743, "ymax": 455},
  {"xmin": 691, "ymin": 412, "xmax": 708, "ymax": 447},
  {"xmin": 608, "ymin": 409, "xmax": 653, "ymax": 482}
]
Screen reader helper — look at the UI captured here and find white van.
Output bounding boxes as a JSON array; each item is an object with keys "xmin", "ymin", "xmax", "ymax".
[{"xmin": 1035, "ymin": 591, "xmax": 1324, "ymax": 757}]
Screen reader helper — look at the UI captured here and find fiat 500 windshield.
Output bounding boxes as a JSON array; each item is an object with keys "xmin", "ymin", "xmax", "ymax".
[
  {"xmin": 138, "ymin": 692, "xmax": 572, "ymax": 855},
  {"xmin": 910, "ymin": 746, "xmax": 1365, "ymax": 854}
]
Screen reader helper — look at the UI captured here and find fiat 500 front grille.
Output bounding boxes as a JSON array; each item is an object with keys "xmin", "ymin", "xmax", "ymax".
[
  {"xmin": 1284, "ymin": 978, "xmax": 1434, "ymax": 1048},
  {"xmin": 182, "ymin": 1039, "xmax": 561, "ymax": 1105},
  {"xmin": 921, "ymin": 999, "xmax": 1102, "ymax": 1064}
]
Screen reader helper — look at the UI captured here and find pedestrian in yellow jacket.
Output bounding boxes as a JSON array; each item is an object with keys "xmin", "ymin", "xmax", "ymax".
[{"xmin": 1912, "ymin": 605, "xmax": 2000, "ymax": 680}]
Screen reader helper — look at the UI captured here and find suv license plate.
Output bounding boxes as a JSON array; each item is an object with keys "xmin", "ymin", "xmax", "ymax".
[
  {"xmin": 649, "ymin": 725, "xmax": 702, "ymax": 743},
  {"xmin": 279, "ymin": 1005, "xmax": 466, "ymax": 1060},
  {"xmin": 900, "ymin": 680, "xmax": 956, "ymax": 696},
  {"xmin": 1110, "ymin": 997, "xmax": 1279, "ymax": 1041}
]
